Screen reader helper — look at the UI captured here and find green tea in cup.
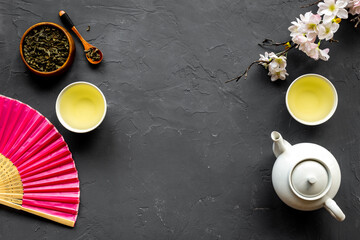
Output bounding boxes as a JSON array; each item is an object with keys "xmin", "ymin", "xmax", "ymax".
[
  {"xmin": 286, "ymin": 74, "xmax": 337, "ymax": 126},
  {"xmin": 56, "ymin": 82, "xmax": 106, "ymax": 133}
]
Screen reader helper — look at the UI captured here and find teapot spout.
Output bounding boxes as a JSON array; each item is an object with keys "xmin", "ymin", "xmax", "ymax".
[{"xmin": 271, "ymin": 131, "xmax": 291, "ymax": 158}]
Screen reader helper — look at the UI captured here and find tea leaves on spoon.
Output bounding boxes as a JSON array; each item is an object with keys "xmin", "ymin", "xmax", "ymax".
[{"xmin": 84, "ymin": 47, "xmax": 101, "ymax": 62}]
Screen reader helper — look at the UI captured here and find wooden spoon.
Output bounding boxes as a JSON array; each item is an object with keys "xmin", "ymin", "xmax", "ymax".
[{"xmin": 59, "ymin": 10, "xmax": 103, "ymax": 64}]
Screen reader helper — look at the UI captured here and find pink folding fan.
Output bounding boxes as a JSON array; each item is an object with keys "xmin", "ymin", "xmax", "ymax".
[{"xmin": 0, "ymin": 95, "xmax": 80, "ymax": 227}]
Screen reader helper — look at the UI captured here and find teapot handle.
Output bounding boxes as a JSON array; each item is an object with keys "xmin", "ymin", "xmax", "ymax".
[{"xmin": 324, "ymin": 198, "xmax": 345, "ymax": 222}]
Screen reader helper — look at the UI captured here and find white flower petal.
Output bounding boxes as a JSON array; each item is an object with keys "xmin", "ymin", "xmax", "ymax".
[
  {"xmin": 323, "ymin": 15, "xmax": 334, "ymax": 23},
  {"xmin": 325, "ymin": 32, "xmax": 334, "ymax": 40},
  {"xmin": 331, "ymin": 22, "xmax": 340, "ymax": 32},
  {"xmin": 318, "ymin": 2, "xmax": 327, "ymax": 12},
  {"xmin": 269, "ymin": 61, "xmax": 278, "ymax": 70},
  {"xmin": 337, "ymin": 0, "xmax": 349, "ymax": 8},
  {"xmin": 270, "ymin": 74, "xmax": 279, "ymax": 81},
  {"xmin": 279, "ymin": 72, "xmax": 285, "ymax": 80},
  {"xmin": 317, "ymin": 25, "xmax": 327, "ymax": 40},
  {"xmin": 319, "ymin": 48, "xmax": 330, "ymax": 61},
  {"xmin": 337, "ymin": 8, "xmax": 348, "ymax": 18},
  {"xmin": 323, "ymin": 9, "xmax": 336, "ymax": 16}
]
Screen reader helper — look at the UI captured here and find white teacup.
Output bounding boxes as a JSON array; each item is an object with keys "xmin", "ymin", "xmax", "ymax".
[
  {"xmin": 286, "ymin": 74, "xmax": 338, "ymax": 126},
  {"xmin": 56, "ymin": 81, "xmax": 107, "ymax": 133}
]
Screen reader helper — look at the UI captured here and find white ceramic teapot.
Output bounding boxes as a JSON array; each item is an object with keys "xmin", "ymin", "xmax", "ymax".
[{"xmin": 271, "ymin": 131, "xmax": 345, "ymax": 221}]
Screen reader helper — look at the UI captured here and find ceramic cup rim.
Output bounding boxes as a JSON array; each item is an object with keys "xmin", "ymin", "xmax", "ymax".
[
  {"xmin": 55, "ymin": 81, "xmax": 107, "ymax": 133},
  {"xmin": 285, "ymin": 73, "xmax": 338, "ymax": 126},
  {"xmin": 288, "ymin": 158, "xmax": 332, "ymax": 201}
]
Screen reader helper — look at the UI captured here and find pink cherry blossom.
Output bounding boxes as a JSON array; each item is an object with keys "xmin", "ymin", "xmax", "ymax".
[
  {"xmin": 288, "ymin": 18, "xmax": 304, "ymax": 38},
  {"xmin": 299, "ymin": 12, "xmax": 322, "ymax": 33},
  {"xmin": 259, "ymin": 52, "xmax": 277, "ymax": 68},
  {"xmin": 268, "ymin": 69, "xmax": 288, "ymax": 81},
  {"xmin": 317, "ymin": 21, "xmax": 340, "ymax": 40},
  {"xmin": 258, "ymin": 52, "xmax": 289, "ymax": 81},
  {"xmin": 348, "ymin": 0, "xmax": 360, "ymax": 15},
  {"xmin": 319, "ymin": 48, "xmax": 330, "ymax": 61},
  {"xmin": 318, "ymin": 0, "xmax": 349, "ymax": 22},
  {"xmin": 300, "ymin": 42, "xmax": 320, "ymax": 60}
]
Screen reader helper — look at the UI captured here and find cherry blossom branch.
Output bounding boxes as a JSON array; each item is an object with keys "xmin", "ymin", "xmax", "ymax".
[
  {"xmin": 329, "ymin": 38, "xmax": 339, "ymax": 43},
  {"xmin": 301, "ymin": 0, "xmax": 322, "ymax": 8},
  {"xmin": 225, "ymin": 60, "xmax": 270, "ymax": 83},
  {"xmin": 276, "ymin": 44, "xmax": 296, "ymax": 57},
  {"xmin": 226, "ymin": 1, "xmax": 358, "ymax": 85},
  {"xmin": 351, "ymin": 15, "xmax": 360, "ymax": 28},
  {"xmin": 259, "ymin": 38, "xmax": 290, "ymax": 47},
  {"xmin": 226, "ymin": 42, "xmax": 295, "ymax": 83}
]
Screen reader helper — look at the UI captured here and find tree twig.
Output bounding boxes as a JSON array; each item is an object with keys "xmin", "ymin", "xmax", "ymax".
[
  {"xmin": 351, "ymin": 15, "xmax": 360, "ymax": 28},
  {"xmin": 276, "ymin": 44, "xmax": 296, "ymax": 56},
  {"xmin": 301, "ymin": 0, "xmax": 321, "ymax": 8},
  {"xmin": 225, "ymin": 60, "xmax": 270, "ymax": 83},
  {"xmin": 258, "ymin": 38, "xmax": 290, "ymax": 47}
]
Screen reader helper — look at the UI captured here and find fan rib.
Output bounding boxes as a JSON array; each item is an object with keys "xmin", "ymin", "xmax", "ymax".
[
  {"xmin": 24, "ymin": 182, "xmax": 80, "ymax": 193},
  {"xmin": 22, "ymin": 199, "xmax": 78, "ymax": 215},
  {"xmin": 24, "ymin": 192, "xmax": 80, "ymax": 204},
  {"xmin": 1, "ymin": 107, "xmax": 32, "ymax": 155},
  {"xmin": 23, "ymin": 172, "xmax": 79, "ymax": 188},
  {"xmin": 17, "ymin": 148, "xmax": 71, "ymax": 174},
  {"xmin": 0, "ymin": 100, "xmax": 15, "ymax": 150},
  {"xmin": 14, "ymin": 138, "xmax": 67, "ymax": 168},
  {"xmin": 0, "ymin": 102, "xmax": 23, "ymax": 151},
  {"xmin": 11, "ymin": 122, "xmax": 53, "ymax": 163},
  {"xmin": 22, "ymin": 162, "xmax": 76, "ymax": 183},
  {"xmin": 21, "ymin": 204, "xmax": 76, "ymax": 227},
  {"xmin": 6, "ymin": 114, "xmax": 44, "ymax": 159},
  {"xmin": 11, "ymin": 124, "xmax": 55, "ymax": 165},
  {"xmin": 20, "ymin": 155, "xmax": 73, "ymax": 178}
]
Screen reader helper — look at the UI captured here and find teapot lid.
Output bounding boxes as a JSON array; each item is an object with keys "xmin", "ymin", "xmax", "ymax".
[{"xmin": 290, "ymin": 159, "xmax": 331, "ymax": 199}]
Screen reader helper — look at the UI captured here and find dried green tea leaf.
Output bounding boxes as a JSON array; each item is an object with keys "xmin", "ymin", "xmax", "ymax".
[
  {"xmin": 23, "ymin": 26, "xmax": 69, "ymax": 72},
  {"xmin": 85, "ymin": 47, "xmax": 101, "ymax": 62}
]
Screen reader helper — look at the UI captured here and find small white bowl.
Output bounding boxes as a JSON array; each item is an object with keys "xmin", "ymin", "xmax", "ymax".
[
  {"xmin": 56, "ymin": 81, "xmax": 107, "ymax": 133},
  {"xmin": 286, "ymin": 74, "xmax": 338, "ymax": 126}
]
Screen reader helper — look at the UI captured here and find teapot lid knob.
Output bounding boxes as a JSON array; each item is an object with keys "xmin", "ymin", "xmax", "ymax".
[{"xmin": 307, "ymin": 177, "xmax": 317, "ymax": 184}]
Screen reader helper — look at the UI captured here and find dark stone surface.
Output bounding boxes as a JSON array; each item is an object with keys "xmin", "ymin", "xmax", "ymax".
[{"xmin": 0, "ymin": 0, "xmax": 360, "ymax": 239}]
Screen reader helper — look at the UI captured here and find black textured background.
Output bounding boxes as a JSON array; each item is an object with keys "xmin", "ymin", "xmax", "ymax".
[{"xmin": 1, "ymin": 0, "xmax": 360, "ymax": 239}]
